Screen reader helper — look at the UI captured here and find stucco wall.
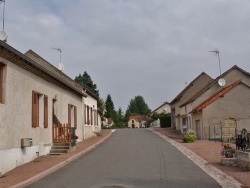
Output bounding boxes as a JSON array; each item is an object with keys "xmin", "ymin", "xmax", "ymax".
[
  {"xmin": 201, "ymin": 84, "xmax": 250, "ymax": 139},
  {"xmin": 128, "ymin": 119, "xmax": 140, "ymax": 128},
  {"xmin": 0, "ymin": 57, "xmax": 83, "ymax": 174},
  {"xmin": 83, "ymin": 94, "xmax": 99, "ymax": 140}
]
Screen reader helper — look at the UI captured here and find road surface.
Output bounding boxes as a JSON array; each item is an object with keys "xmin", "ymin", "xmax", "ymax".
[{"xmin": 26, "ymin": 129, "xmax": 221, "ymax": 188}]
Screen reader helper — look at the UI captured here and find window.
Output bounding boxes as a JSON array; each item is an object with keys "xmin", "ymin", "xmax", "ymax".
[
  {"xmin": 32, "ymin": 91, "xmax": 48, "ymax": 128},
  {"xmin": 0, "ymin": 63, "xmax": 5, "ymax": 103},
  {"xmin": 68, "ymin": 104, "xmax": 77, "ymax": 128}
]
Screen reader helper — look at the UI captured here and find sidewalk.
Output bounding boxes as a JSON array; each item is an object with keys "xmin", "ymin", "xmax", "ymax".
[
  {"xmin": 1, "ymin": 128, "xmax": 250, "ymax": 188},
  {"xmin": 0, "ymin": 130, "xmax": 112, "ymax": 188},
  {"xmin": 152, "ymin": 127, "xmax": 250, "ymax": 188}
]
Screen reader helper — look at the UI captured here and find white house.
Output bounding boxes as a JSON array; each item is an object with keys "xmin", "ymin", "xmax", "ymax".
[{"xmin": 0, "ymin": 40, "xmax": 96, "ymax": 175}]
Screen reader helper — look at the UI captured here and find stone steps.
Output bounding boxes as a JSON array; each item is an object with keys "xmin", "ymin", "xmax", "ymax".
[{"xmin": 49, "ymin": 143, "xmax": 71, "ymax": 155}]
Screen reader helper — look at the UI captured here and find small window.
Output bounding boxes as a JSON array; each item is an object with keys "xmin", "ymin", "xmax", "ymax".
[
  {"xmin": 68, "ymin": 104, "xmax": 77, "ymax": 128},
  {"xmin": 32, "ymin": 91, "xmax": 48, "ymax": 128}
]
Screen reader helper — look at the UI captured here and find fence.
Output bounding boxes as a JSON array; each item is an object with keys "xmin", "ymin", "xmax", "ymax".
[
  {"xmin": 52, "ymin": 123, "xmax": 71, "ymax": 143},
  {"xmin": 209, "ymin": 125, "xmax": 237, "ymax": 143}
]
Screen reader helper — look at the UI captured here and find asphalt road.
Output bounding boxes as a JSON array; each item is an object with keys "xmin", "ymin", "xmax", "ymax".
[{"xmin": 25, "ymin": 129, "xmax": 221, "ymax": 188}]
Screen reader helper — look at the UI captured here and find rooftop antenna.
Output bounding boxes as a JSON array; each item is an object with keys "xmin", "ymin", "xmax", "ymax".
[
  {"xmin": 0, "ymin": 0, "xmax": 7, "ymax": 42},
  {"xmin": 209, "ymin": 49, "xmax": 221, "ymax": 75},
  {"xmin": 52, "ymin": 48, "xmax": 64, "ymax": 71}
]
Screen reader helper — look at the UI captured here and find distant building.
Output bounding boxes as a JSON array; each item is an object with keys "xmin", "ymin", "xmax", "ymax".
[{"xmin": 128, "ymin": 115, "xmax": 149, "ymax": 128}]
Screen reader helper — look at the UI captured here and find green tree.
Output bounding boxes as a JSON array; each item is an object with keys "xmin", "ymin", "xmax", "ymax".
[
  {"xmin": 125, "ymin": 95, "xmax": 151, "ymax": 120},
  {"xmin": 105, "ymin": 94, "xmax": 115, "ymax": 119},
  {"xmin": 104, "ymin": 94, "xmax": 119, "ymax": 124},
  {"xmin": 117, "ymin": 107, "xmax": 124, "ymax": 122},
  {"xmin": 75, "ymin": 71, "xmax": 99, "ymax": 97}
]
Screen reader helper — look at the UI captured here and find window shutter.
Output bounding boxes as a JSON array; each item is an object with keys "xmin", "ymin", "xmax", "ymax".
[
  {"xmin": 68, "ymin": 104, "xmax": 71, "ymax": 127},
  {"xmin": 87, "ymin": 105, "xmax": 89, "ymax": 125},
  {"xmin": 44, "ymin": 95, "xmax": 48, "ymax": 128},
  {"xmin": 96, "ymin": 110, "xmax": 98, "ymax": 126},
  {"xmin": 74, "ymin": 106, "xmax": 77, "ymax": 128},
  {"xmin": 32, "ymin": 91, "xmax": 39, "ymax": 127},
  {"xmin": 84, "ymin": 104, "xmax": 87, "ymax": 124},
  {"xmin": 91, "ymin": 107, "xmax": 93, "ymax": 125}
]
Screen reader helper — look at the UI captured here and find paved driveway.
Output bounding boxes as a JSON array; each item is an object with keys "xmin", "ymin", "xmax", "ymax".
[{"xmin": 26, "ymin": 129, "xmax": 221, "ymax": 188}]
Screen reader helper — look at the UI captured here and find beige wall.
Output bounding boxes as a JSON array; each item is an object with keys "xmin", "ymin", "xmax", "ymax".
[
  {"xmin": 198, "ymin": 84, "xmax": 250, "ymax": 139},
  {"xmin": 128, "ymin": 119, "xmax": 140, "ymax": 128},
  {"xmin": 0, "ymin": 57, "xmax": 84, "ymax": 174},
  {"xmin": 171, "ymin": 73, "xmax": 213, "ymax": 131},
  {"xmin": 83, "ymin": 95, "xmax": 99, "ymax": 140}
]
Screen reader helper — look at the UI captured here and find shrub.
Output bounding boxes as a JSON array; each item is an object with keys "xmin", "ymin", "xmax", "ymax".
[{"xmin": 183, "ymin": 132, "xmax": 196, "ymax": 143}]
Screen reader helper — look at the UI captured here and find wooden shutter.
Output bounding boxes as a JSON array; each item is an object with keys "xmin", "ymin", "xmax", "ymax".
[
  {"xmin": 91, "ymin": 107, "xmax": 93, "ymax": 125},
  {"xmin": 68, "ymin": 104, "xmax": 71, "ymax": 127},
  {"xmin": 96, "ymin": 110, "xmax": 98, "ymax": 126},
  {"xmin": 44, "ymin": 95, "xmax": 48, "ymax": 128},
  {"xmin": 74, "ymin": 106, "xmax": 77, "ymax": 128},
  {"xmin": 87, "ymin": 105, "xmax": 89, "ymax": 125},
  {"xmin": 84, "ymin": 104, "xmax": 87, "ymax": 124},
  {"xmin": 32, "ymin": 91, "xmax": 39, "ymax": 127}
]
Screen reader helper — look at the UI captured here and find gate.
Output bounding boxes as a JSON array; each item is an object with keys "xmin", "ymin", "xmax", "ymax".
[{"xmin": 52, "ymin": 123, "xmax": 71, "ymax": 143}]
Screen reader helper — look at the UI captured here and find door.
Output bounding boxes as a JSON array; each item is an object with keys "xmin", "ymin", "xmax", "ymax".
[{"xmin": 196, "ymin": 120, "xmax": 201, "ymax": 140}]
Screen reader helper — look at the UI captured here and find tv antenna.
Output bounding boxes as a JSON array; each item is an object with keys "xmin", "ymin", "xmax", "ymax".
[
  {"xmin": 0, "ymin": 0, "xmax": 7, "ymax": 42},
  {"xmin": 0, "ymin": 0, "xmax": 5, "ymax": 30},
  {"xmin": 209, "ymin": 49, "xmax": 221, "ymax": 75},
  {"xmin": 52, "ymin": 48, "xmax": 64, "ymax": 71}
]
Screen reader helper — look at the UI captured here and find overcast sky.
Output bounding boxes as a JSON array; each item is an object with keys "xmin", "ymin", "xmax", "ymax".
[{"xmin": 2, "ymin": 0, "xmax": 250, "ymax": 111}]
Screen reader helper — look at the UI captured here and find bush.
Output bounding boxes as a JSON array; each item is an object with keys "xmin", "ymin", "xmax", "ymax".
[{"xmin": 183, "ymin": 133, "xmax": 196, "ymax": 143}]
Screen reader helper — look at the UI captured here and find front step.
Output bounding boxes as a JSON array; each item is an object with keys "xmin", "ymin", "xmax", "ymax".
[{"xmin": 49, "ymin": 142, "xmax": 71, "ymax": 155}]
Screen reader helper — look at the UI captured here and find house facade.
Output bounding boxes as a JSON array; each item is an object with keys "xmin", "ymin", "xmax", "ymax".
[
  {"xmin": 83, "ymin": 90, "xmax": 101, "ymax": 139},
  {"xmin": 151, "ymin": 101, "xmax": 171, "ymax": 115},
  {"xmin": 179, "ymin": 65, "xmax": 250, "ymax": 140},
  {"xmin": 170, "ymin": 72, "xmax": 213, "ymax": 133},
  {"xmin": 128, "ymin": 115, "xmax": 149, "ymax": 128},
  {"xmin": 0, "ymin": 40, "xmax": 101, "ymax": 175}
]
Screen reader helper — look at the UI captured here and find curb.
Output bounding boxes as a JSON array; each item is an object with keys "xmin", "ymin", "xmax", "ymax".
[
  {"xmin": 150, "ymin": 129, "xmax": 242, "ymax": 188},
  {"xmin": 11, "ymin": 130, "xmax": 115, "ymax": 188}
]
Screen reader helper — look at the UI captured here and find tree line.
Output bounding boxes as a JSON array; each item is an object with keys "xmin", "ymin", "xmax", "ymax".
[
  {"xmin": 75, "ymin": 71, "xmax": 152, "ymax": 128},
  {"xmin": 75, "ymin": 71, "xmax": 171, "ymax": 128}
]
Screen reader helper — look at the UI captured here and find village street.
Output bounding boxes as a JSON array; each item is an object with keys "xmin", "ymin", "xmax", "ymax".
[{"xmin": 25, "ymin": 129, "xmax": 221, "ymax": 188}]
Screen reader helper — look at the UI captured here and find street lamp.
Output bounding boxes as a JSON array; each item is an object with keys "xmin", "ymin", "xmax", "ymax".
[{"xmin": 209, "ymin": 49, "xmax": 221, "ymax": 75}]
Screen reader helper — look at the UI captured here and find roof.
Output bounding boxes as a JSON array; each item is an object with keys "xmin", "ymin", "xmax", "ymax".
[
  {"xmin": 0, "ymin": 41, "xmax": 87, "ymax": 97},
  {"xmin": 170, "ymin": 72, "xmax": 213, "ymax": 104},
  {"xmin": 129, "ymin": 115, "xmax": 149, "ymax": 122},
  {"xmin": 191, "ymin": 80, "xmax": 243, "ymax": 113},
  {"xmin": 180, "ymin": 65, "xmax": 250, "ymax": 107}
]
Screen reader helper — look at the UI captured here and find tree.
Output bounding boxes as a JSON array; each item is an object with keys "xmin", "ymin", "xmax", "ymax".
[
  {"xmin": 104, "ymin": 94, "xmax": 115, "ymax": 119},
  {"xmin": 125, "ymin": 95, "xmax": 151, "ymax": 120},
  {"xmin": 117, "ymin": 107, "xmax": 124, "ymax": 122},
  {"xmin": 104, "ymin": 94, "xmax": 119, "ymax": 124},
  {"xmin": 75, "ymin": 71, "xmax": 99, "ymax": 97}
]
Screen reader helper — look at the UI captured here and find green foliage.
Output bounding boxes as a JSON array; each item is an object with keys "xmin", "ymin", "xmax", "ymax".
[
  {"xmin": 117, "ymin": 107, "xmax": 124, "ymax": 122},
  {"xmin": 104, "ymin": 94, "xmax": 119, "ymax": 124},
  {"xmin": 183, "ymin": 133, "xmax": 196, "ymax": 143},
  {"xmin": 75, "ymin": 71, "xmax": 99, "ymax": 97},
  {"xmin": 150, "ymin": 112, "xmax": 171, "ymax": 128},
  {"xmin": 114, "ymin": 122, "xmax": 126, "ymax": 128},
  {"xmin": 125, "ymin": 95, "xmax": 151, "ymax": 119}
]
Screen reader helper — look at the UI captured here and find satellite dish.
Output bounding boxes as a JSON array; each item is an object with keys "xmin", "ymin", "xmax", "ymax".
[
  {"xmin": 0, "ymin": 30, "xmax": 8, "ymax": 41},
  {"xmin": 58, "ymin": 63, "xmax": 64, "ymax": 71},
  {"xmin": 218, "ymin": 78, "xmax": 226, "ymax": 86}
]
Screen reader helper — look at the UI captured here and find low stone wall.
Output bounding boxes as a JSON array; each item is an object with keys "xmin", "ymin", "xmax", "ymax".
[
  {"xmin": 221, "ymin": 157, "xmax": 238, "ymax": 167},
  {"xmin": 236, "ymin": 150, "xmax": 250, "ymax": 170}
]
